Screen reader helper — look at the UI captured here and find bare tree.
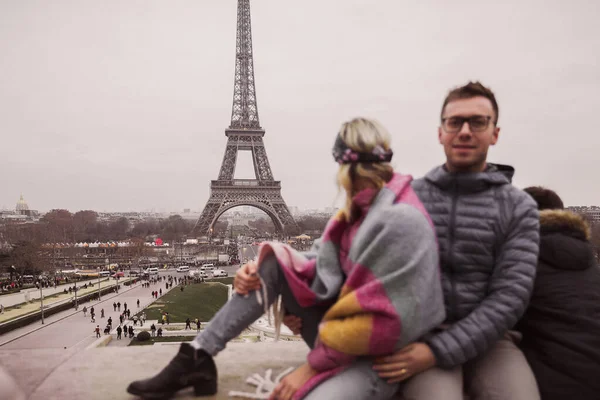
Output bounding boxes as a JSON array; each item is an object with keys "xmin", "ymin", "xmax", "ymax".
[
  {"xmin": 4, "ymin": 240, "xmax": 43, "ymax": 277},
  {"xmin": 72, "ymin": 210, "xmax": 98, "ymax": 242},
  {"xmin": 41, "ymin": 209, "xmax": 74, "ymax": 242}
]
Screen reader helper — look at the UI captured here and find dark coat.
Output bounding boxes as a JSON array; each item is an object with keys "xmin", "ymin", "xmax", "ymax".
[
  {"xmin": 516, "ymin": 209, "xmax": 600, "ymax": 400},
  {"xmin": 412, "ymin": 164, "xmax": 540, "ymax": 368}
]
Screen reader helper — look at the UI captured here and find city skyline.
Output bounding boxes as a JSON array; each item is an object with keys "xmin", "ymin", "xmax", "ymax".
[{"xmin": 1, "ymin": 0, "xmax": 599, "ymax": 212}]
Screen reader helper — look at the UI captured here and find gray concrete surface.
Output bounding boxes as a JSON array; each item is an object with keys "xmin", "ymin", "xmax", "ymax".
[{"xmin": 0, "ymin": 341, "xmax": 310, "ymax": 400}]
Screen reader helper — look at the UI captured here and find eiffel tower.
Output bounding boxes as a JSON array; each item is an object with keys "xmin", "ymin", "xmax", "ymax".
[{"xmin": 192, "ymin": 0, "xmax": 297, "ymax": 237}]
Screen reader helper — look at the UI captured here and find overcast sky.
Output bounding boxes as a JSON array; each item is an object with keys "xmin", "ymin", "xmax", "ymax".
[{"xmin": 1, "ymin": 0, "xmax": 598, "ymax": 213}]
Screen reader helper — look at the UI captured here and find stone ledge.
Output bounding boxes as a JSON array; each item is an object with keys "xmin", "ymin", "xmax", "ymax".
[{"xmin": 0, "ymin": 341, "xmax": 310, "ymax": 400}]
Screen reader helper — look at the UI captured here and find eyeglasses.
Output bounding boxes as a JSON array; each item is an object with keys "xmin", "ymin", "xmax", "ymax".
[{"xmin": 441, "ymin": 115, "xmax": 493, "ymax": 134}]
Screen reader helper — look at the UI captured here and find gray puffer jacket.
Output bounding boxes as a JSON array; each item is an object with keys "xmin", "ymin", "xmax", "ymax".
[{"xmin": 411, "ymin": 164, "xmax": 540, "ymax": 368}]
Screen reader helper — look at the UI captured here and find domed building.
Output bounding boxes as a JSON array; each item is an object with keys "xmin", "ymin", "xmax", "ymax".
[
  {"xmin": 16, "ymin": 194, "xmax": 30, "ymax": 215},
  {"xmin": 0, "ymin": 194, "xmax": 38, "ymax": 223}
]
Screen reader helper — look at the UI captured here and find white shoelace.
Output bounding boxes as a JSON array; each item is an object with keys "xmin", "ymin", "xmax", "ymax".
[{"xmin": 228, "ymin": 367, "xmax": 295, "ymax": 399}]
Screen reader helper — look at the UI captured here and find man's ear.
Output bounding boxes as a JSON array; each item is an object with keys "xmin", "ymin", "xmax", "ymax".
[
  {"xmin": 491, "ymin": 127, "xmax": 500, "ymax": 146},
  {"xmin": 438, "ymin": 126, "xmax": 443, "ymax": 144}
]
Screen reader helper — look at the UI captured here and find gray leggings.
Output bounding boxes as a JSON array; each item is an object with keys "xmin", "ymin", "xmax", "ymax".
[{"xmin": 193, "ymin": 254, "xmax": 399, "ymax": 400}]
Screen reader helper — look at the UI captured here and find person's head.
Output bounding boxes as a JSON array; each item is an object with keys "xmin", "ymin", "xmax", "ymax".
[
  {"xmin": 439, "ymin": 82, "xmax": 500, "ymax": 173},
  {"xmin": 333, "ymin": 118, "xmax": 394, "ymax": 221},
  {"xmin": 523, "ymin": 186, "xmax": 564, "ymax": 210}
]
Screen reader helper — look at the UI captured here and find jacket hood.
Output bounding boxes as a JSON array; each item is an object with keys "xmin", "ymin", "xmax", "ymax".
[
  {"xmin": 539, "ymin": 209, "xmax": 595, "ymax": 271},
  {"xmin": 424, "ymin": 163, "xmax": 514, "ymax": 192}
]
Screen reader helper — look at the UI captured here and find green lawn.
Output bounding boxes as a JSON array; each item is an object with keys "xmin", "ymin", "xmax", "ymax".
[
  {"xmin": 140, "ymin": 283, "xmax": 228, "ymax": 323},
  {"xmin": 208, "ymin": 277, "xmax": 234, "ymax": 285}
]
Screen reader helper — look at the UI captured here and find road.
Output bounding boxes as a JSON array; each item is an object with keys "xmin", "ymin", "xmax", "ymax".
[{"xmin": 0, "ymin": 271, "xmax": 174, "ymax": 350}]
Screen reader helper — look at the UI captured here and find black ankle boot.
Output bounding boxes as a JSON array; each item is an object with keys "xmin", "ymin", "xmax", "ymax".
[{"xmin": 127, "ymin": 343, "xmax": 217, "ymax": 399}]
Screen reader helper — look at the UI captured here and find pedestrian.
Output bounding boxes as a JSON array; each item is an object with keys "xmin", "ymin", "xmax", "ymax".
[
  {"xmin": 128, "ymin": 325, "xmax": 134, "ymax": 338},
  {"xmin": 185, "ymin": 318, "xmax": 191, "ymax": 330},
  {"xmin": 159, "ymin": 289, "xmax": 162, "ymax": 296},
  {"xmin": 166, "ymin": 312, "xmax": 170, "ymax": 325},
  {"xmin": 90, "ymin": 306, "xmax": 94, "ymax": 315},
  {"xmin": 94, "ymin": 325, "xmax": 100, "ymax": 338},
  {"xmin": 151, "ymin": 323, "xmax": 156, "ymax": 337},
  {"xmin": 126, "ymin": 309, "xmax": 131, "ymax": 319},
  {"xmin": 82, "ymin": 306, "xmax": 87, "ymax": 317},
  {"xmin": 124, "ymin": 302, "xmax": 127, "ymax": 311},
  {"xmin": 113, "ymin": 302, "xmax": 117, "ymax": 311},
  {"xmin": 127, "ymin": 117, "xmax": 444, "ymax": 400},
  {"xmin": 157, "ymin": 327, "xmax": 163, "ymax": 337},
  {"xmin": 137, "ymin": 299, "xmax": 140, "ymax": 308},
  {"xmin": 119, "ymin": 314, "xmax": 124, "ymax": 325},
  {"xmin": 116, "ymin": 326, "xmax": 122, "ymax": 340},
  {"xmin": 142, "ymin": 312, "xmax": 147, "ymax": 324},
  {"xmin": 165, "ymin": 282, "xmax": 168, "ymax": 290},
  {"xmin": 90, "ymin": 312, "xmax": 95, "ymax": 323},
  {"xmin": 195, "ymin": 318, "xmax": 200, "ymax": 332},
  {"xmin": 161, "ymin": 314, "xmax": 166, "ymax": 325},
  {"xmin": 107, "ymin": 317, "xmax": 113, "ymax": 329},
  {"xmin": 133, "ymin": 315, "xmax": 138, "ymax": 326},
  {"xmin": 117, "ymin": 302, "xmax": 121, "ymax": 311},
  {"xmin": 100, "ymin": 308, "xmax": 104, "ymax": 318}
]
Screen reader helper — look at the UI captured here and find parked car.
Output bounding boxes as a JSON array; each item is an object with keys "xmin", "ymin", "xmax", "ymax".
[
  {"xmin": 145, "ymin": 267, "xmax": 159, "ymax": 275},
  {"xmin": 212, "ymin": 269, "xmax": 228, "ymax": 277},
  {"xmin": 189, "ymin": 269, "xmax": 209, "ymax": 279},
  {"xmin": 200, "ymin": 264, "xmax": 215, "ymax": 272}
]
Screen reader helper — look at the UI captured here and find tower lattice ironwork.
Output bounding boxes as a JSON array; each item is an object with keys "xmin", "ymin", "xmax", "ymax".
[{"xmin": 192, "ymin": 0, "xmax": 297, "ymax": 236}]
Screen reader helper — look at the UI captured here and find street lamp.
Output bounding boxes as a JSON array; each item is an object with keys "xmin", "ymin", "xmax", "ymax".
[
  {"xmin": 74, "ymin": 273, "xmax": 78, "ymax": 309},
  {"xmin": 39, "ymin": 281, "xmax": 44, "ymax": 324}
]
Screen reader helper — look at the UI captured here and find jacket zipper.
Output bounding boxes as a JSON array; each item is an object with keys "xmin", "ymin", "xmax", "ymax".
[{"xmin": 446, "ymin": 183, "xmax": 458, "ymax": 322}]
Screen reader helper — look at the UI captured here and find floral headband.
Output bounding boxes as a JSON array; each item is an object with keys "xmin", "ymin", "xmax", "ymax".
[{"xmin": 332, "ymin": 134, "xmax": 393, "ymax": 164}]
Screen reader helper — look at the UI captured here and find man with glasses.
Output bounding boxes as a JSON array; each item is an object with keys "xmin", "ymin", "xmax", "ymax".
[{"xmin": 373, "ymin": 82, "xmax": 541, "ymax": 399}]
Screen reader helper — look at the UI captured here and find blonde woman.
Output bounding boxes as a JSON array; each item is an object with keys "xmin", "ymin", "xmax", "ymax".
[{"xmin": 127, "ymin": 118, "xmax": 445, "ymax": 400}]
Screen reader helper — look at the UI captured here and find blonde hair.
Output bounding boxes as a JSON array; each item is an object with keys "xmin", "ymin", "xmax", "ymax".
[{"xmin": 336, "ymin": 118, "xmax": 394, "ymax": 221}]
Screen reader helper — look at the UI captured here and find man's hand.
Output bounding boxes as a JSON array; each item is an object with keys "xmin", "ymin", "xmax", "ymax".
[
  {"xmin": 269, "ymin": 363, "xmax": 317, "ymax": 400},
  {"xmin": 233, "ymin": 262, "xmax": 261, "ymax": 295},
  {"xmin": 282, "ymin": 314, "xmax": 302, "ymax": 335},
  {"xmin": 373, "ymin": 342, "xmax": 436, "ymax": 383}
]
